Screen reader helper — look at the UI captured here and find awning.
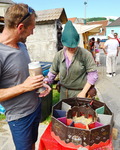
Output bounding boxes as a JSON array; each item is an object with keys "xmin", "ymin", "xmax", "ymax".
[{"xmin": 73, "ymin": 24, "xmax": 102, "ymax": 48}]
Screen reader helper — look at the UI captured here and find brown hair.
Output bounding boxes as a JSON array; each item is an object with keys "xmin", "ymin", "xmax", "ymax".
[
  {"xmin": 4, "ymin": 3, "xmax": 37, "ymax": 29},
  {"xmin": 114, "ymin": 33, "xmax": 118, "ymax": 36}
]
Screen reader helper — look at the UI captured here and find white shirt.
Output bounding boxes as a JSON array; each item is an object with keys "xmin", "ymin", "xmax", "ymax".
[
  {"xmin": 95, "ymin": 42, "xmax": 100, "ymax": 49},
  {"xmin": 104, "ymin": 39, "xmax": 119, "ymax": 54}
]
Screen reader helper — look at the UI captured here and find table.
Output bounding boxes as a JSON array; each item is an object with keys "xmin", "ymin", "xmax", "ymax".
[{"xmin": 38, "ymin": 122, "xmax": 114, "ymax": 150}]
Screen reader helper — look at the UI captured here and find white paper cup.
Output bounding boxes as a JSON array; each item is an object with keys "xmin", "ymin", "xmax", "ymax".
[{"xmin": 28, "ymin": 62, "xmax": 46, "ymax": 93}]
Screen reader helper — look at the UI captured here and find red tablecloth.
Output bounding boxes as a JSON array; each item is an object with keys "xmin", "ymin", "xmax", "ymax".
[{"xmin": 38, "ymin": 122, "xmax": 114, "ymax": 150}]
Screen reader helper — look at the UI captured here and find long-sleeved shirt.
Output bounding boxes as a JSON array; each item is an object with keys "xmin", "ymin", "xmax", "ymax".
[{"xmin": 44, "ymin": 48, "xmax": 98, "ymax": 85}]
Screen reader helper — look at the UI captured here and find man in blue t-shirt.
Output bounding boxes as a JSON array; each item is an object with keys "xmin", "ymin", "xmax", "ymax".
[{"xmin": 0, "ymin": 3, "xmax": 51, "ymax": 150}]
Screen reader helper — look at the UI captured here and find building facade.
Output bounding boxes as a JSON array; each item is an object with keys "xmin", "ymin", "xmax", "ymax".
[
  {"xmin": 26, "ymin": 8, "xmax": 67, "ymax": 62},
  {"xmin": 106, "ymin": 17, "xmax": 120, "ymax": 37}
]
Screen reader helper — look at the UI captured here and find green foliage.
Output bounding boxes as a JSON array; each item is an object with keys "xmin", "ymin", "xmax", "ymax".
[
  {"xmin": 86, "ymin": 17, "xmax": 106, "ymax": 22},
  {"xmin": 0, "ymin": 114, "xmax": 6, "ymax": 121},
  {"xmin": 109, "ymin": 19, "xmax": 115, "ymax": 22},
  {"xmin": 43, "ymin": 85, "xmax": 60, "ymax": 124},
  {"xmin": 52, "ymin": 84, "xmax": 60, "ymax": 106},
  {"xmin": 42, "ymin": 115, "xmax": 51, "ymax": 124},
  {"xmin": 95, "ymin": 96, "xmax": 99, "ymax": 101},
  {"xmin": 85, "ymin": 17, "xmax": 115, "ymax": 23}
]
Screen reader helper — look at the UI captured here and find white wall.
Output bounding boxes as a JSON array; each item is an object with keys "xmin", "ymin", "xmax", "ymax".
[
  {"xmin": 0, "ymin": 4, "xmax": 11, "ymax": 16},
  {"xmin": 26, "ymin": 23, "xmax": 58, "ymax": 62},
  {"xmin": 106, "ymin": 26, "xmax": 120, "ymax": 38}
]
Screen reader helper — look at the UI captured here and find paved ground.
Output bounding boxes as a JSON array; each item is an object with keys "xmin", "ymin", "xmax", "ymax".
[
  {"xmin": 0, "ymin": 120, "xmax": 48, "ymax": 150},
  {"xmin": 96, "ymin": 50, "xmax": 120, "ymax": 150},
  {"xmin": 0, "ymin": 50, "xmax": 120, "ymax": 150}
]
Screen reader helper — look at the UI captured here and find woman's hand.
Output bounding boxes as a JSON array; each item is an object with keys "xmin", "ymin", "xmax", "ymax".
[
  {"xmin": 39, "ymin": 83, "xmax": 51, "ymax": 97},
  {"xmin": 77, "ymin": 82, "xmax": 92, "ymax": 98},
  {"xmin": 77, "ymin": 91, "xmax": 86, "ymax": 98}
]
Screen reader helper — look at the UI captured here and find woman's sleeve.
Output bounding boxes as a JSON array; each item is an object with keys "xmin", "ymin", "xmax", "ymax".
[
  {"xmin": 44, "ymin": 51, "xmax": 60, "ymax": 84},
  {"xmin": 44, "ymin": 72, "xmax": 56, "ymax": 84},
  {"xmin": 87, "ymin": 71, "xmax": 98, "ymax": 85}
]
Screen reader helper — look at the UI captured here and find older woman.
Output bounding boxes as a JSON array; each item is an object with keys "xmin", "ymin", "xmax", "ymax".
[{"xmin": 45, "ymin": 21, "xmax": 98, "ymax": 100}]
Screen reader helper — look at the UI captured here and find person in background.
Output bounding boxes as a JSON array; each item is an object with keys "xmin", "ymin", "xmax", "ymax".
[
  {"xmin": 114, "ymin": 33, "xmax": 120, "ymax": 65},
  {"xmin": 94, "ymin": 38, "xmax": 101, "ymax": 66},
  {"xmin": 103, "ymin": 34, "xmax": 119, "ymax": 77},
  {"xmin": 114, "ymin": 33, "xmax": 120, "ymax": 47},
  {"xmin": 44, "ymin": 21, "xmax": 98, "ymax": 100},
  {"xmin": 0, "ymin": 3, "xmax": 51, "ymax": 150},
  {"xmin": 89, "ymin": 37, "xmax": 96, "ymax": 61}
]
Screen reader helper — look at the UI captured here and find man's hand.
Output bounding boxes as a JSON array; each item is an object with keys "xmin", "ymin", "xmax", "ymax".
[
  {"xmin": 39, "ymin": 83, "xmax": 51, "ymax": 97},
  {"xmin": 22, "ymin": 75, "xmax": 44, "ymax": 92},
  {"xmin": 0, "ymin": 75, "xmax": 46, "ymax": 102}
]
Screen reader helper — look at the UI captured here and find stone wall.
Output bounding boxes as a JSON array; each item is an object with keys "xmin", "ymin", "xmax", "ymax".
[{"xmin": 26, "ymin": 23, "xmax": 58, "ymax": 62}]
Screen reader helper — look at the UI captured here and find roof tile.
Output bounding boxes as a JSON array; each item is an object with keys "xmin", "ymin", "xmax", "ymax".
[
  {"xmin": 36, "ymin": 8, "xmax": 67, "ymax": 24},
  {"xmin": 107, "ymin": 17, "xmax": 120, "ymax": 27}
]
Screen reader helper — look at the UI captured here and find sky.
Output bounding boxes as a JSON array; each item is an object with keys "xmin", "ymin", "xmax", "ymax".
[{"xmin": 13, "ymin": 0, "xmax": 120, "ymax": 19}]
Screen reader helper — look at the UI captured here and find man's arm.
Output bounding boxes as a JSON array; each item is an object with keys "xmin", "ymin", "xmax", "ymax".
[
  {"xmin": 116, "ymin": 46, "xmax": 119, "ymax": 56},
  {"xmin": 102, "ymin": 45, "xmax": 107, "ymax": 55},
  {"xmin": 0, "ymin": 75, "xmax": 44, "ymax": 102}
]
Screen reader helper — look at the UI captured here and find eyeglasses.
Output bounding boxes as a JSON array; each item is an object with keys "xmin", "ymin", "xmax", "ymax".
[{"xmin": 17, "ymin": 6, "xmax": 34, "ymax": 26}]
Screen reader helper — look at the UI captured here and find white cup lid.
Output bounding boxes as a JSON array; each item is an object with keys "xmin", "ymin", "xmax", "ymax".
[{"xmin": 28, "ymin": 62, "xmax": 41, "ymax": 69}]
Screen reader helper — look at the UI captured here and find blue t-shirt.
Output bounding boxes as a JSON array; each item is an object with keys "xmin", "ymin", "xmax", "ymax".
[{"xmin": 0, "ymin": 42, "xmax": 40, "ymax": 121}]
